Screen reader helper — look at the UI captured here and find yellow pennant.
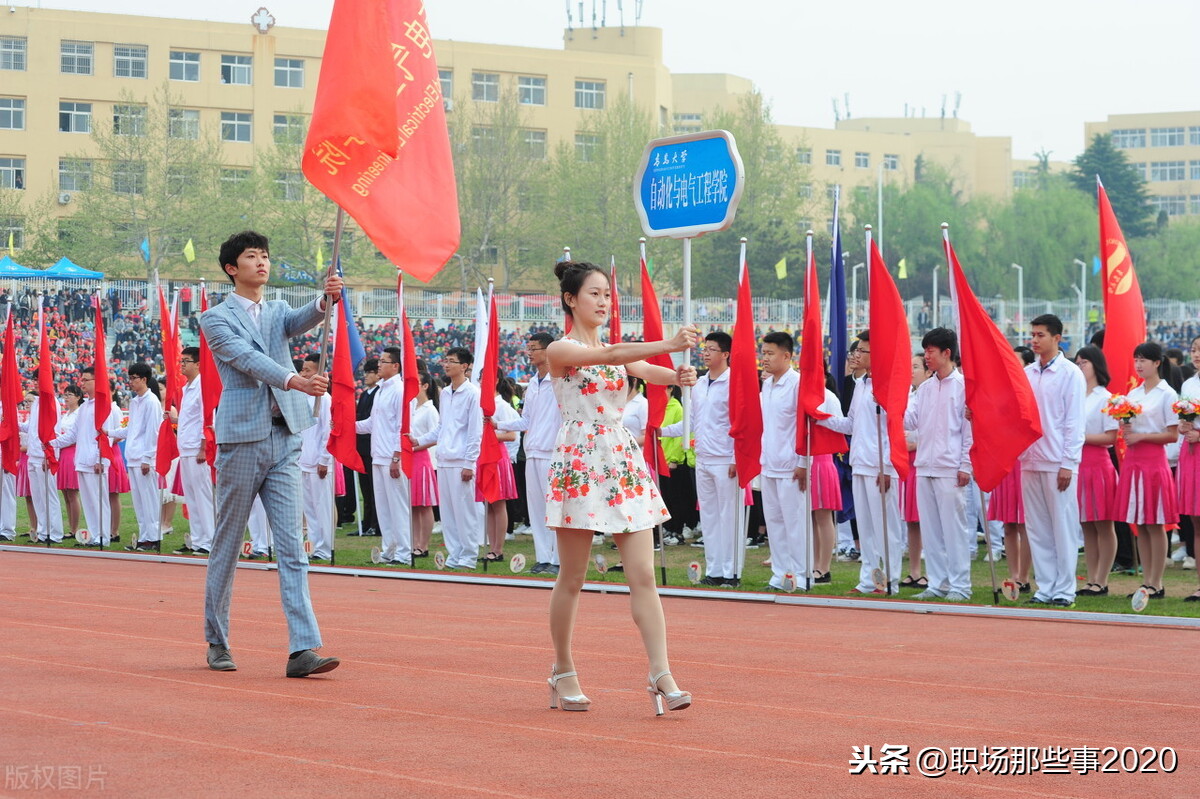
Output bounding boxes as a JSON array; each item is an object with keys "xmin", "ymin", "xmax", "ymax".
[
  {"xmin": 182, "ymin": 238, "xmax": 196, "ymax": 263},
  {"xmin": 897, "ymin": 257, "xmax": 908, "ymax": 279},
  {"xmin": 774, "ymin": 257, "xmax": 787, "ymax": 280}
]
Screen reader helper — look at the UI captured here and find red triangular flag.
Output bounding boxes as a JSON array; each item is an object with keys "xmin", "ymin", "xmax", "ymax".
[
  {"xmin": 728, "ymin": 249, "xmax": 762, "ymax": 488},
  {"xmin": 0, "ymin": 311, "xmax": 20, "ymax": 475},
  {"xmin": 155, "ymin": 284, "xmax": 181, "ymax": 476},
  {"xmin": 92, "ymin": 294, "xmax": 115, "ymax": 463},
  {"xmin": 609, "ymin": 256, "xmax": 621, "ymax": 343},
  {"xmin": 327, "ymin": 296, "xmax": 365, "ymax": 473},
  {"xmin": 1097, "ymin": 178, "xmax": 1147, "ymax": 393},
  {"xmin": 797, "ymin": 242, "xmax": 847, "ymax": 457},
  {"xmin": 639, "ymin": 248, "xmax": 673, "ymax": 476},
  {"xmin": 198, "ymin": 287, "xmax": 223, "ymax": 482},
  {"xmin": 475, "ymin": 288, "xmax": 503, "ymax": 503},
  {"xmin": 399, "ymin": 302, "xmax": 420, "ymax": 478},
  {"xmin": 867, "ymin": 237, "xmax": 911, "ymax": 479},
  {"xmin": 37, "ymin": 300, "xmax": 59, "ymax": 474}
]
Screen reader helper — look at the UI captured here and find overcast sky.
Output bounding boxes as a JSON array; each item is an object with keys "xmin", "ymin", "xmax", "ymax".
[{"xmin": 19, "ymin": 0, "xmax": 1200, "ymax": 160}]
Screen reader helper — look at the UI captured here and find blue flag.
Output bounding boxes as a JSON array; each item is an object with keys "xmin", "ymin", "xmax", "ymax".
[
  {"xmin": 1093, "ymin": 255, "xmax": 1102, "ymax": 276},
  {"xmin": 827, "ymin": 188, "xmax": 848, "ymax": 400},
  {"xmin": 139, "ymin": 237, "xmax": 150, "ymax": 263},
  {"xmin": 336, "ymin": 260, "xmax": 366, "ymax": 370}
]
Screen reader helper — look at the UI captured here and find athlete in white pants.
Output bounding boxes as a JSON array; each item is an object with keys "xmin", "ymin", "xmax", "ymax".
[
  {"xmin": 0, "ymin": 471, "xmax": 14, "ymax": 541},
  {"xmin": 297, "ymin": 369, "xmax": 334, "ymax": 560},
  {"xmin": 22, "ymin": 395, "xmax": 63, "ymax": 543},
  {"xmin": 759, "ymin": 334, "xmax": 809, "ymax": 590},
  {"xmin": 357, "ymin": 348, "xmax": 412, "ymax": 565},
  {"xmin": 173, "ymin": 355, "xmax": 215, "ymax": 552},
  {"xmin": 111, "ymin": 364, "xmax": 163, "ymax": 548},
  {"xmin": 50, "ymin": 375, "xmax": 122, "ymax": 547}
]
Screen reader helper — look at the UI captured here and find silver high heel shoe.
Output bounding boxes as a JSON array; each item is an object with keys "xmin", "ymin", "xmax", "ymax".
[
  {"xmin": 647, "ymin": 670, "xmax": 692, "ymax": 715},
  {"xmin": 548, "ymin": 666, "xmax": 591, "ymax": 711}
]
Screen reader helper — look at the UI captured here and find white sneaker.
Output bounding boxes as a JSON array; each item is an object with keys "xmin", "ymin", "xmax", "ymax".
[
  {"xmin": 1183, "ymin": 556, "xmax": 1196, "ymax": 570},
  {"xmin": 1171, "ymin": 546, "xmax": 1186, "ymax": 563},
  {"xmin": 432, "ymin": 522, "xmax": 443, "ymax": 534},
  {"xmin": 945, "ymin": 591, "xmax": 971, "ymax": 602},
  {"xmin": 592, "ymin": 534, "xmax": 604, "ymax": 545},
  {"xmin": 913, "ymin": 589, "xmax": 945, "ymax": 600}
]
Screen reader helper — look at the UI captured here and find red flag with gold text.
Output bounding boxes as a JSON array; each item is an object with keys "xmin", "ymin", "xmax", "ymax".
[{"xmin": 1097, "ymin": 178, "xmax": 1147, "ymax": 393}]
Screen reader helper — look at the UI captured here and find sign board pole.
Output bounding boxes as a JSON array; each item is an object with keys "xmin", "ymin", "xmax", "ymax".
[{"xmin": 681, "ymin": 236, "xmax": 692, "ymax": 445}]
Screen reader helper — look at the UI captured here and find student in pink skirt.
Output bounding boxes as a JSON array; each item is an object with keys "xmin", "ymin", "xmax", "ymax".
[
  {"xmin": 1074, "ymin": 346, "xmax": 1120, "ymax": 596},
  {"xmin": 1175, "ymin": 336, "xmax": 1200, "ymax": 602},
  {"xmin": 899, "ymin": 353, "xmax": 928, "ymax": 588},
  {"xmin": 479, "ymin": 376, "xmax": 520, "ymax": 562},
  {"xmin": 1116, "ymin": 342, "xmax": 1179, "ymax": 600},
  {"xmin": 409, "ymin": 372, "xmax": 440, "ymax": 559},
  {"xmin": 56, "ymin": 385, "xmax": 83, "ymax": 536}
]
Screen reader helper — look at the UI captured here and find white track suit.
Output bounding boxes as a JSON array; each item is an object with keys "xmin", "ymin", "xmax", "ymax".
[
  {"xmin": 51, "ymin": 397, "xmax": 122, "ymax": 547},
  {"xmin": 177, "ymin": 376, "xmax": 215, "ymax": 551},
  {"xmin": 760, "ymin": 368, "xmax": 807, "ymax": 588},
  {"xmin": 22, "ymin": 397, "xmax": 63, "ymax": 543},
  {"xmin": 418, "ymin": 379, "xmax": 483, "ymax": 569},
  {"xmin": 496, "ymin": 370, "xmax": 560, "ymax": 567},
  {"xmin": 662, "ymin": 369, "xmax": 739, "ymax": 579},
  {"xmin": 299, "ymin": 394, "xmax": 334, "ymax": 559},
  {"xmin": 111, "ymin": 389, "xmax": 162, "ymax": 543},
  {"xmin": 1020, "ymin": 353, "xmax": 1086, "ymax": 604},
  {"xmin": 357, "ymin": 374, "xmax": 411, "ymax": 564}
]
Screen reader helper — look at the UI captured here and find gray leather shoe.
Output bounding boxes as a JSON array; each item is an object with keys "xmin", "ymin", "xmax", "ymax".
[
  {"xmin": 286, "ymin": 649, "xmax": 340, "ymax": 678},
  {"xmin": 207, "ymin": 644, "xmax": 237, "ymax": 671}
]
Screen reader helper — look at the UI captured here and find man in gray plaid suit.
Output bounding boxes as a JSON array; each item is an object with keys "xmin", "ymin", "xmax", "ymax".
[{"xmin": 199, "ymin": 230, "xmax": 344, "ymax": 678}]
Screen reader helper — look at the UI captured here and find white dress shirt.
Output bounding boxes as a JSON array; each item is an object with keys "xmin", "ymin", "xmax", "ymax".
[
  {"xmin": 298, "ymin": 394, "xmax": 333, "ymax": 471},
  {"xmin": 818, "ymin": 375, "xmax": 897, "ymax": 477},
  {"xmin": 1020, "ymin": 353, "xmax": 1087, "ymax": 472},
  {"xmin": 1083, "ymin": 385, "xmax": 1120, "ymax": 436},
  {"xmin": 410, "ymin": 399, "xmax": 439, "ymax": 467},
  {"xmin": 21, "ymin": 397, "xmax": 60, "ymax": 465},
  {"xmin": 355, "ymin": 374, "xmax": 402, "ymax": 467},
  {"xmin": 660, "ymin": 369, "xmax": 734, "ymax": 465},
  {"xmin": 493, "ymin": 395, "xmax": 521, "ymax": 462},
  {"xmin": 50, "ymin": 398, "xmax": 122, "ymax": 470},
  {"xmin": 495, "ymin": 371, "xmax": 561, "ymax": 459},
  {"xmin": 760, "ymin": 368, "xmax": 801, "ymax": 477},
  {"xmin": 111, "ymin": 390, "xmax": 162, "ymax": 468},
  {"xmin": 903, "ymin": 367, "xmax": 973, "ymax": 478},
  {"xmin": 177, "ymin": 377, "xmax": 204, "ymax": 455},
  {"xmin": 621, "ymin": 393, "xmax": 648, "ymax": 442},
  {"xmin": 1125, "ymin": 381, "xmax": 1179, "ymax": 434},
  {"xmin": 416, "ymin": 379, "xmax": 482, "ymax": 469}
]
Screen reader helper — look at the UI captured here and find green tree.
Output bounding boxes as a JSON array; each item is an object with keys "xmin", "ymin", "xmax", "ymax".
[
  {"xmin": 1128, "ymin": 218, "xmax": 1200, "ymax": 299},
  {"xmin": 1068, "ymin": 133, "xmax": 1153, "ymax": 239}
]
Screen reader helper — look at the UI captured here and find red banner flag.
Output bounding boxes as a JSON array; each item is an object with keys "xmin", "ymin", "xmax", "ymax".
[
  {"xmin": 155, "ymin": 284, "xmax": 181, "ymax": 476},
  {"xmin": 37, "ymin": 301, "xmax": 59, "ymax": 473},
  {"xmin": 609, "ymin": 256, "xmax": 621, "ymax": 343},
  {"xmin": 867, "ymin": 237, "xmax": 912, "ymax": 480},
  {"xmin": 1097, "ymin": 179, "xmax": 1147, "ymax": 393},
  {"xmin": 92, "ymin": 294, "xmax": 115, "ymax": 463},
  {"xmin": 399, "ymin": 274, "xmax": 420, "ymax": 477},
  {"xmin": 198, "ymin": 287, "xmax": 223, "ymax": 480},
  {"xmin": 327, "ymin": 297, "xmax": 365, "ymax": 473},
  {"xmin": 301, "ymin": 0, "xmax": 459, "ymax": 282},
  {"xmin": 945, "ymin": 233, "xmax": 1042, "ymax": 492},
  {"xmin": 475, "ymin": 289, "xmax": 503, "ymax": 504},
  {"xmin": 0, "ymin": 311, "xmax": 20, "ymax": 475},
  {"xmin": 728, "ymin": 247, "xmax": 762, "ymax": 488},
  {"xmin": 797, "ymin": 242, "xmax": 847, "ymax": 457},
  {"xmin": 639, "ymin": 249, "xmax": 673, "ymax": 476}
]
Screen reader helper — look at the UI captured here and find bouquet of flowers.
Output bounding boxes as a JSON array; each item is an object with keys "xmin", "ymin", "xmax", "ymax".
[
  {"xmin": 1172, "ymin": 397, "xmax": 1200, "ymax": 422},
  {"xmin": 1103, "ymin": 394, "xmax": 1142, "ymax": 422}
]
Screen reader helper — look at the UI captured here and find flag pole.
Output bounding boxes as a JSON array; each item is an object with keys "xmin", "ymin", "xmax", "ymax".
[
  {"xmin": 733, "ymin": 236, "xmax": 748, "ymax": 586},
  {"xmin": 314, "ymin": 207, "xmax": 347, "ymax": 411},
  {"xmin": 866, "ymin": 225, "xmax": 893, "ymax": 596},
  {"xmin": 804, "ymin": 417, "xmax": 813, "ymax": 591},
  {"xmin": 95, "ymin": 287, "xmax": 107, "ymax": 549},
  {"xmin": 681, "ymin": 236, "xmax": 693, "ymax": 446},
  {"xmin": 329, "ymin": 449, "xmax": 337, "ymax": 566},
  {"xmin": 38, "ymin": 296, "xmax": 54, "ymax": 549}
]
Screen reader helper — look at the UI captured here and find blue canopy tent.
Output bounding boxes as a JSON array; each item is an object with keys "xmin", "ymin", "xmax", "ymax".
[
  {"xmin": 41, "ymin": 257, "xmax": 104, "ymax": 279},
  {"xmin": 0, "ymin": 254, "xmax": 41, "ymax": 278}
]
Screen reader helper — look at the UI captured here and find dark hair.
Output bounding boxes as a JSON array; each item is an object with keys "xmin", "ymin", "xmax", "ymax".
[
  {"xmin": 304, "ymin": 353, "xmax": 321, "ymax": 367},
  {"xmin": 447, "ymin": 346, "xmax": 473, "ymax": 366},
  {"xmin": 419, "ymin": 372, "xmax": 440, "ymax": 410},
  {"xmin": 182, "ymin": 346, "xmax": 200, "ymax": 360},
  {"xmin": 921, "ymin": 327, "xmax": 958, "ymax": 360},
  {"xmin": 1030, "ymin": 313, "xmax": 1063, "ymax": 337},
  {"xmin": 705, "ymin": 331, "xmax": 732, "ymax": 353},
  {"xmin": 856, "ymin": 330, "xmax": 870, "ymax": 343},
  {"xmin": 497, "ymin": 375, "xmax": 520, "ymax": 405},
  {"xmin": 64, "ymin": 384, "xmax": 84, "ymax": 401},
  {"xmin": 81, "ymin": 366, "xmax": 94, "ymax": 377},
  {"xmin": 627, "ymin": 375, "xmax": 644, "ymax": 393},
  {"xmin": 362, "ymin": 357, "xmax": 379, "ymax": 374},
  {"xmin": 1014, "ymin": 345, "xmax": 1035, "ymax": 366},
  {"xmin": 1166, "ymin": 347, "xmax": 1185, "ymax": 365},
  {"xmin": 762, "ymin": 331, "xmax": 794, "ymax": 354},
  {"xmin": 1089, "ymin": 328, "xmax": 1105, "ymax": 348},
  {"xmin": 1133, "ymin": 341, "xmax": 1170, "ymax": 380},
  {"xmin": 554, "ymin": 260, "xmax": 608, "ymax": 316},
  {"xmin": 529, "ymin": 331, "xmax": 554, "ymax": 349},
  {"xmin": 218, "ymin": 231, "xmax": 269, "ymax": 285},
  {"xmin": 128, "ymin": 362, "xmax": 161, "ymax": 400},
  {"xmin": 382, "ymin": 346, "xmax": 403, "ymax": 367},
  {"xmin": 1074, "ymin": 345, "xmax": 1110, "ymax": 387}
]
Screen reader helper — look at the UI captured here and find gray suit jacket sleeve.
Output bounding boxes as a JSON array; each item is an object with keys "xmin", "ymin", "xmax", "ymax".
[{"xmin": 202, "ymin": 306, "xmax": 293, "ymax": 390}]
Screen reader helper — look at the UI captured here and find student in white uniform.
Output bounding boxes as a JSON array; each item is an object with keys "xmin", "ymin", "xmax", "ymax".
[
  {"xmin": 50, "ymin": 366, "xmax": 122, "ymax": 547},
  {"xmin": 21, "ymin": 390, "xmax": 62, "ymax": 544},
  {"xmin": 409, "ymin": 372, "xmax": 440, "ymax": 559},
  {"xmin": 111, "ymin": 363, "xmax": 163, "ymax": 551},
  {"xmin": 297, "ymin": 355, "xmax": 334, "ymax": 561},
  {"xmin": 415, "ymin": 347, "xmax": 483, "ymax": 570},
  {"xmin": 172, "ymin": 347, "xmax": 215, "ymax": 554},
  {"xmin": 1020, "ymin": 314, "xmax": 1086, "ymax": 608},
  {"xmin": 357, "ymin": 346, "xmax": 411, "ymax": 566},
  {"xmin": 905, "ymin": 328, "xmax": 974, "ymax": 602},
  {"xmin": 758, "ymin": 331, "xmax": 809, "ymax": 591}
]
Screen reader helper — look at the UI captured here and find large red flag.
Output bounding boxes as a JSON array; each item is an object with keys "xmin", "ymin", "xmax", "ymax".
[
  {"xmin": 1097, "ymin": 178, "xmax": 1147, "ymax": 393},
  {"xmin": 92, "ymin": 294, "xmax": 114, "ymax": 463},
  {"xmin": 327, "ymin": 297, "xmax": 365, "ymax": 473},
  {"xmin": 398, "ymin": 275, "xmax": 420, "ymax": 477},
  {"xmin": 155, "ymin": 283, "xmax": 181, "ymax": 476},
  {"xmin": 867, "ymin": 236, "xmax": 911, "ymax": 479},
  {"xmin": 609, "ymin": 256, "xmax": 621, "ymax": 343},
  {"xmin": 37, "ymin": 300, "xmax": 59, "ymax": 473},
  {"xmin": 797, "ymin": 241, "xmax": 847, "ymax": 457},
  {"xmin": 198, "ymin": 287, "xmax": 222, "ymax": 479},
  {"xmin": 475, "ymin": 288, "xmax": 503, "ymax": 503},
  {"xmin": 0, "ymin": 311, "xmax": 20, "ymax": 475},
  {"xmin": 945, "ymin": 232, "xmax": 1042, "ymax": 492},
  {"xmin": 728, "ymin": 245, "xmax": 762, "ymax": 488},
  {"xmin": 639, "ymin": 248, "xmax": 673, "ymax": 476},
  {"xmin": 301, "ymin": 0, "xmax": 459, "ymax": 282}
]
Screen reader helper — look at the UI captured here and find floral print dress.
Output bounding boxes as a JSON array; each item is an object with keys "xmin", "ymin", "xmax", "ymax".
[{"xmin": 544, "ymin": 339, "xmax": 670, "ymax": 534}]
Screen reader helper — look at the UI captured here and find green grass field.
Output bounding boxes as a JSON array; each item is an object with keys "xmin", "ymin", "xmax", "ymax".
[{"xmin": 8, "ymin": 496, "xmax": 1199, "ymax": 618}]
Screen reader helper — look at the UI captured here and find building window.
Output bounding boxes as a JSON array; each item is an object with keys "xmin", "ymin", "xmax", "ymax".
[
  {"xmin": 438, "ymin": 68, "xmax": 453, "ymax": 99},
  {"xmin": 220, "ymin": 111, "xmax": 251, "ymax": 142},
  {"xmin": 1150, "ymin": 195, "xmax": 1187, "ymax": 216},
  {"xmin": 273, "ymin": 114, "xmax": 306, "ymax": 144},
  {"xmin": 575, "ymin": 133, "xmax": 601, "ymax": 162},
  {"xmin": 1191, "ymin": 195, "xmax": 1200, "ymax": 215},
  {"xmin": 826, "ymin": 185, "xmax": 838, "ymax": 201},
  {"xmin": 113, "ymin": 45, "xmax": 148, "ymax": 79},
  {"xmin": 478, "ymin": 246, "xmax": 499, "ymax": 264},
  {"xmin": 825, "ymin": 149, "xmax": 841, "ymax": 167},
  {"xmin": 1150, "ymin": 127, "xmax": 1185, "ymax": 147},
  {"xmin": 574, "ymin": 80, "xmax": 605, "ymax": 110},
  {"xmin": 60, "ymin": 41, "xmax": 94, "ymax": 75},
  {"xmin": 1191, "ymin": 127, "xmax": 1200, "ymax": 147},
  {"xmin": 59, "ymin": 101, "xmax": 92, "ymax": 133},
  {"xmin": 219, "ymin": 168, "xmax": 251, "ymax": 195},
  {"xmin": 0, "ymin": 98, "xmax": 24, "ymax": 130},
  {"xmin": 1013, "ymin": 170, "xmax": 1034, "ymax": 189},
  {"xmin": 1149, "ymin": 161, "xmax": 1186, "ymax": 182},
  {"xmin": 274, "ymin": 58, "xmax": 304, "ymax": 88},
  {"xmin": 1191, "ymin": 161, "xmax": 1200, "ymax": 181},
  {"xmin": 672, "ymin": 112, "xmax": 702, "ymax": 134},
  {"xmin": 59, "ymin": 159, "xmax": 93, "ymax": 192},
  {"xmin": 884, "ymin": 153, "xmax": 899, "ymax": 171},
  {"xmin": 220, "ymin": 54, "xmax": 252, "ymax": 85},
  {"xmin": 169, "ymin": 51, "xmax": 199, "ymax": 82},
  {"xmin": 0, "ymin": 219, "xmax": 22, "ymax": 249},
  {"xmin": 471, "ymin": 72, "xmax": 499, "ymax": 102},
  {"xmin": 521, "ymin": 129, "xmax": 547, "ymax": 160},
  {"xmin": 166, "ymin": 168, "xmax": 197, "ymax": 197},
  {"xmin": 854, "ymin": 151, "xmax": 870, "ymax": 168},
  {"xmin": 167, "ymin": 108, "xmax": 200, "ymax": 140},
  {"xmin": 0, "ymin": 37, "xmax": 27, "ymax": 71},
  {"xmin": 1111, "ymin": 128, "xmax": 1145, "ymax": 149},
  {"xmin": 1131, "ymin": 162, "xmax": 1146, "ymax": 180},
  {"xmin": 470, "ymin": 125, "xmax": 496, "ymax": 156},
  {"xmin": 0, "ymin": 158, "xmax": 25, "ymax": 190},
  {"xmin": 113, "ymin": 104, "xmax": 147, "ymax": 136},
  {"xmin": 274, "ymin": 171, "xmax": 304, "ymax": 202},
  {"xmin": 798, "ymin": 183, "xmax": 813, "ymax": 199},
  {"xmin": 518, "ymin": 75, "xmax": 546, "ymax": 106},
  {"xmin": 795, "ymin": 147, "xmax": 812, "ymax": 165},
  {"xmin": 112, "ymin": 161, "xmax": 146, "ymax": 195}
]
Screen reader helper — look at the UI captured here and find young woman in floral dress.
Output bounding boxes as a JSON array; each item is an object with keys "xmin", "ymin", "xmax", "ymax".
[{"xmin": 543, "ymin": 260, "xmax": 698, "ymax": 715}]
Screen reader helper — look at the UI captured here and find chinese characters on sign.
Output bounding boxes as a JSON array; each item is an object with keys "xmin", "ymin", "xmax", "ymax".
[{"xmin": 633, "ymin": 131, "xmax": 744, "ymax": 240}]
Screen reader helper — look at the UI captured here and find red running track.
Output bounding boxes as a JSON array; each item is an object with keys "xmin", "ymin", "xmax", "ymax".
[{"xmin": 0, "ymin": 551, "xmax": 1196, "ymax": 798}]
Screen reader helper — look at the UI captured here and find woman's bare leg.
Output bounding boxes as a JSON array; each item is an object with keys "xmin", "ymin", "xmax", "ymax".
[
  {"xmin": 548, "ymin": 528, "xmax": 594, "ymax": 697},
  {"xmin": 613, "ymin": 529, "xmax": 681, "ymax": 694}
]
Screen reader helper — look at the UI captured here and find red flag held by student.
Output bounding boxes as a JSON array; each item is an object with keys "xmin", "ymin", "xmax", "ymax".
[
  {"xmin": 198, "ymin": 287, "xmax": 223, "ymax": 480},
  {"xmin": 867, "ymin": 237, "xmax": 911, "ymax": 479},
  {"xmin": 155, "ymin": 284, "xmax": 181, "ymax": 476},
  {"xmin": 945, "ymin": 233, "xmax": 1042, "ymax": 492},
  {"xmin": 728, "ymin": 247, "xmax": 762, "ymax": 488},
  {"xmin": 0, "ymin": 311, "xmax": 19, "ymax": 475},
  {"xmin": 92, "ymin": 294, "xmax": 115, "ymax": 463},
  {"xmin": 301, "ymin": 0, "xmax": 459, "ymax": 282},
  {"xmin": 398, "ymin": 276, "xmax": 420, "ymax": 477},
  {"xmin": 37, "ymin": 300, "xmax": 59, "ymax": 473},
  {"xmin": 640, "ymin": 249, "xmax": 673, "ymax": 476},
  {"xmin": 797, "ymin": 241, "xmax": 847, "ymax": 457},
  {"xmin": 327, "ymin": 297, "xmax": 365, "ymax": 473},
  {"xmin": 476, "ymin": 289, "xmax": 503, "ymax": 503},
  {"xmin": 1097, "ymin": 178, "xmax": 1147, "ymax": 393},
  {"xmin": 609, "ymin": 256, "xmax": 621, "ymax": 343}
]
